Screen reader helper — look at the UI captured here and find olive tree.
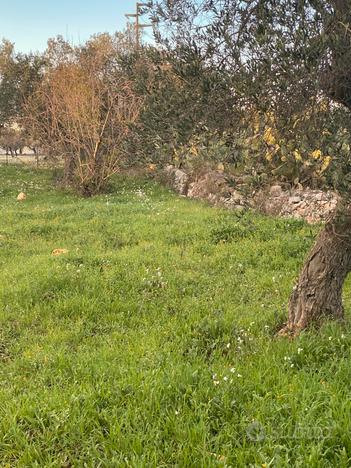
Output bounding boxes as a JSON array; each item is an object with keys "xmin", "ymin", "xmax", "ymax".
[{"xmin": 151, "ymin": 0, "xmax": 351, "ymax": 334}]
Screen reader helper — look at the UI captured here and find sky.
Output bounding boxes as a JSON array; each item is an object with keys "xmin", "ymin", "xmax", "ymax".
[{"xmin": 0, "ymin": 0, "xmax": 152, "ymax": 53}]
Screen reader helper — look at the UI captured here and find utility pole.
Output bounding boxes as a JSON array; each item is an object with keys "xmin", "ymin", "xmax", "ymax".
[{"xmin": 125, "ymin": 2, "xmax": 153, "ymax": 50}]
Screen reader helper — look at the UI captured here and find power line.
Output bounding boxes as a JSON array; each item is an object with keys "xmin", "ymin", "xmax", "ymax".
[{"xmin": 125, "ymin": 2, "xmax": 153, "ymax": 50}]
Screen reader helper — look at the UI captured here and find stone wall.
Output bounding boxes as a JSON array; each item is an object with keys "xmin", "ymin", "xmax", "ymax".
[
  {"xmin": 255, "ymin": 185, "xmax": 339, "ymax": 224},
  {"xmin": 164, "ymin": 165, "xmax": 339, "ymax": 223},
  {"xmin": 165, "ymin": 165, "xmax": 247, "ymax": 210}
]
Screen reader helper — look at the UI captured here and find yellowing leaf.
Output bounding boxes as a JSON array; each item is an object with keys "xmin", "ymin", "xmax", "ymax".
[
  {"xmin": 319, "ymin": 100, "xmax": 329, "ymax": 112},
  {"xmin": 319, "ymin": 156, "xmax": 332, "ymax": 173},
  {"xmin": 311, "ymin": 149, "xmax": 322, "ymax": 160},
  {"xmin": 263, "ymin": 127, "xmax": 276, "ymax": 146},
  {"xmin": 190, "ymin": 145, "xmax": 198, "ymax": 156},
  {"xmin": 265, "ymin": 151, "xmax": 273, "ymax": 162},
  {"xmin": 293, "ymin": 150, "xmax": 302, "ymax": 161}
]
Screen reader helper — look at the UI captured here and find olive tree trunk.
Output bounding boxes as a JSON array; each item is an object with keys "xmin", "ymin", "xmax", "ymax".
[
  {"xmin": 279, "ymin": 0, "xmax": 351, "ymax": 335},
  {"xmin": 280, "ymin": 203, "xmax": 351, "ymax": 335}
]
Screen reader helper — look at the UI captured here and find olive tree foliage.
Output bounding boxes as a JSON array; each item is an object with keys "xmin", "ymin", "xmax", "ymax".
[
  {"xmin": 151, "ymin": 1, "xmax": 324, "ymax": 109},
  {"xmin": 149, "ymin": 1, "xmax": 351, "ymax": 333},
  {"xmin": 148, "ymin": 1, "xmax": 351, "ymax": 185},
  {"xmin": 25, "ymin": 34, "xmax": 143, "ymax": 196},
  {"xmin": 118, "ymin": 45, "xmax": 237, "ymax": 168},
  {"xmin": 0, "ymin": 39, "xmax": 45, "ymax": 128}
]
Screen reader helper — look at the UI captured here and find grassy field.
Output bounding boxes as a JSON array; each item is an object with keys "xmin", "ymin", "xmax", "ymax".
[{"xmin": 1, "ymin": 166, "xmax": 351, "ymax": 467}]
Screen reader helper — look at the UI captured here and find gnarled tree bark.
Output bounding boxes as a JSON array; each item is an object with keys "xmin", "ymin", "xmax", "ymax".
[
  {"xmin": 280, "ymin": 203, "xmax": 351, "ymax": 335},
  {"xmin": 278, "ymin": 0, "xmax": 351, "ymax": 335}
]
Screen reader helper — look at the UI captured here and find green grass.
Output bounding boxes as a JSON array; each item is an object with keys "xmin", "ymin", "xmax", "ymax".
[{"xmin": 1, "ymin": 165, "xmax": 351, "ymax": 467}]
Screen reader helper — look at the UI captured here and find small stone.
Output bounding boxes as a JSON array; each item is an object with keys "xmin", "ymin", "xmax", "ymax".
[
  {"xmin": 270, "ymin": 185, "xmax": 283, "ymax": 197},
  {"xmin": 231, "ymin": 191, "xmax": 244, "ymax": 203},
  {"xmin": 165, "ymin": 164, "xmax": 175, "ymax": 173},
  {"xmin": 289, "ymin": 196, "xmax": 301, "ymax": 204},
  {"xmin": 17, "ymin": 192, "xmax": 26, "ymax": 201},
  {"xmin": 173, "ymin": 169, "xmax": 189, "ymax": 195},
  {"xmin": 52, "ymin": 249, "xmax": 69, "ymax": 256}
]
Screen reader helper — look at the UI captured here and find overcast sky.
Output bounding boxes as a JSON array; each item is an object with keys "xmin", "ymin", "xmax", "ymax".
[{"xmin": 0, "ymin": 0, "xmax": 152, "ymax": 53}]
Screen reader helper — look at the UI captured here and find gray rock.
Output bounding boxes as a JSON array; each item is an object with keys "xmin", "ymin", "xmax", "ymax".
[
  {"xmin": 270, "ymin": 185, "xmax": 283, "ymax": 197},
  {"xmin": 173, "ymin": 169, "xmax": 189, "ymax": 195},
  {"xmin": 289, "ymin": 196, "xmax": 301, "ymax": 204},
  {"xmin": 231, "ymin": 191, "xmax": 244, "ymax": 204},
  {"xmin": 164, "ymin": 165, "xmax": 189, "ymax": 195}
]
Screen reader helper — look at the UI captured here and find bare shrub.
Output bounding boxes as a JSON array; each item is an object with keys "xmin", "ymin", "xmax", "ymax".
[{"xmin": 25, "ymin": 56, "xmax": 142, "ymax": 195}]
